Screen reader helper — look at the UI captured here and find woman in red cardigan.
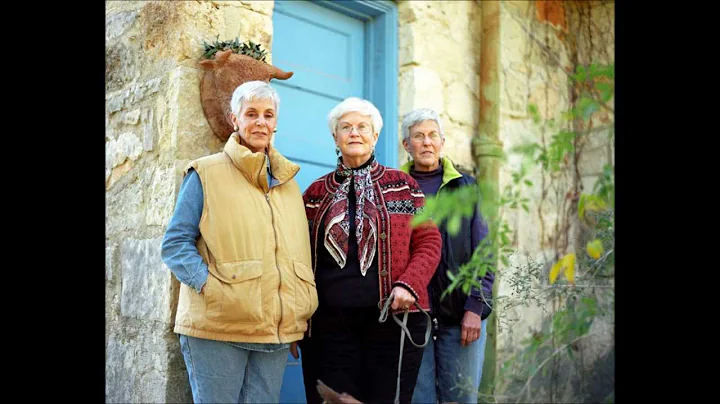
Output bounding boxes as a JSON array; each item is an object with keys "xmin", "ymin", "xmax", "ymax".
[{"xmin": 298, "ymin": 96, "xmax": 442, "ymax": 404}]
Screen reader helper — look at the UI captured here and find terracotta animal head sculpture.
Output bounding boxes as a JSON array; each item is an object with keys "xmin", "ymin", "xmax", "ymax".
[{"xmin": 199, "ymin": 49, "xmax": 294, "ymax": 141}]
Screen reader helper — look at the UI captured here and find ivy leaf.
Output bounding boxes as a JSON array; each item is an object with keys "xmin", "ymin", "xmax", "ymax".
[
  {"xmin": 577, "ymin": 97, "xmax": 600, "ymax": 120},
  {"xmin": 572, "ymin": 64, "xmax": 586, "ymax": 82},
  {"xmin": 586, "ymin": 239, "xmax": 604, "ymax": 259},
  {"xmin": 528, "ymin": 103, "xmax": 538, "ymax": 115},
  {"xmin": 549, "ymin": 260, "xmax": 562, "ymax": 284},
  {"xmin": 597, "ymin": 82, "xmax": 614, "ymax": 102},
  {"xmin": 549, "ymin": 253, "xmax": 576, "ymax": 285},
  {"xmin": 563, "ymin": 253, "xmax": 576, "ymax": 285},
  {"xmin": 527, "ymin": 103, "xmax": 541, "ymax": 124}
]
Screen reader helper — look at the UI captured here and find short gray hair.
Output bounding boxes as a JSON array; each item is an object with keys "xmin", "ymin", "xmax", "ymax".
[
  {"xmin": 401, "ymin": 108, "xmax": 444, "ymax": 142},
  {"xmin": 230, "ymin": 81, "xmax": 281, "ymax": 117},
  {"xmin": 327, "ymin": 97, "xmax": 383, "ymax": 136}
]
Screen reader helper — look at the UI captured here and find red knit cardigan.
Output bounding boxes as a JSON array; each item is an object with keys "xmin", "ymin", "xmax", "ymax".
[{"xmin": 302, "ymin": 163, "xmax": 442, "ymax": 317}]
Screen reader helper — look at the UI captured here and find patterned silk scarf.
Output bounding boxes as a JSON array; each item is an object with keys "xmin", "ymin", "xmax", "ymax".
[{"xmin": 324, "ymin": 156, "xmax": 379, "ymax": 276}]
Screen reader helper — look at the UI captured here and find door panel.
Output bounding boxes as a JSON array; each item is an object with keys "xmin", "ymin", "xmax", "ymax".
[
  {"xmin": 273, "ymin": 1, "xmax": 366, "ymax": 402},
  {"xmin": 272, "ymin": 0, "xmax": 365, "ymax": 193}
]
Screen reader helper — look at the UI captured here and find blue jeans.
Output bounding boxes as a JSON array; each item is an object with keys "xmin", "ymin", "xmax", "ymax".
[
  {"xmin": 411, "ymin": 319, "xmax": 488, "ymax": 404},
  {"xmin": 179, "ymin": 334, "xmax": 289, "ymax": 403}
]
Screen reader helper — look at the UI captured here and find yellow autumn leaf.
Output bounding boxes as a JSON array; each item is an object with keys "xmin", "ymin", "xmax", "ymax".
[
  {"xmin": 585, "ymin": 199, "xmax": 607, "ymax": 212},
  {"xmin": 549, "ymin": 253, "xmax": 576, "ymax": 285},
  {"xmin": 579, "ymin": 194, "xmax": 608, "ymax": 222},
  {"xmin": 586, "ymin": 239, "xmax": 604, "ymax": 259},
  {"xmin": 549, "ymin": 260, "xmax": 562, "ymax": 285},
  {"xmin": 563, "ymin": 253, "xmax": 576, "ymax": 285}
]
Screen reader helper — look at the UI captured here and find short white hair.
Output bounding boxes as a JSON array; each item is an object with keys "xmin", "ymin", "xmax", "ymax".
[
  {"xmin": 230, "ymin": 80, "xmax": 280, "ymax": 117},
  {"xmin": 401, "ymin": 108, "xmax": 445, "ymax": 142},
  {"xmin": 327, "ymin": 97, "xmax": 383, "ymax": 136}
]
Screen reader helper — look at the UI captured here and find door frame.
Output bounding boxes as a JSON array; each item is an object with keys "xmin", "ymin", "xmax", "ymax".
[{"xmin": 308, "ymin": 0, "xmax": 399, "ymax": 168}]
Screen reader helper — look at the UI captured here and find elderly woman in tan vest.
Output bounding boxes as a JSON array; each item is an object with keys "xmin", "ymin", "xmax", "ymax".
[{"xmin": 161, "ymin": 80, "xmax": 318, "ymax": 403}]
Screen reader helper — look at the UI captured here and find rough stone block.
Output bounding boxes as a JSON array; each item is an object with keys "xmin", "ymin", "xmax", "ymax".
[
  {"xmin": 106, "ymin": 180, "xmax": 144, "ymax": 235},
  {"xmin": 143, "ymin": 109, "xmax": 156, "ymax": 152},
  {"xmin": 120, "ymin": 237, "xmax": 173, "ymax": 323},
  {"xmin": 106, "ymin": 42, "xmax": 141, "ymax": 94},
  {"xmin": 106, "ymin": 244, "xmax": 117, "ymax": 282},
  {"xmin": 578, "ymin": 145, "xmax": 611, "ymax": 176},
  {"xmin": 106, "ymin": 131, "xmax": 144, "ymax": 172},
  {"xmin": 106, "ymin": 78, "xmax": 163, "ymax": 115},
  {"xmin": 500, "ymin": 7, "xmax": 530, "ymax": 65},
  {"xmin": 167, "ymin": 67, "xmax": 224, "ymax": 160},
  {"xmin": 106, "ymin": 10, "xmax": 138, "ymax": 41},
  {"xmin": 124, "ymin": 109, "xmax": 141, "ymax": 125},
  {"xmin": 105, "ymin": 320, "xmax": 190, "ymax": 403},
  {"xmin": 441, "ymin": 129, "xmax": 474, "ymax": 170},
  {"xmin": 400, "ymin": 66, "xmax": 444, "ymax": 114},
  {"xmin": 145, "ymin": 166, "xmax": 176, "ymax": 227},
  {"xmin": 106, "ymin": 90, "xmax": 128, "ymax": 115},
  {"xmin": 134, "ymin": 78, "xmax": 163, "ymax": 103},
  {"xmin": 223, "ymin": 7, "xmax": 273, "ymax": 54},
  {"xmin": 580, "ymin": 126, "xmax": 613, "ymax": 153},
  {"xmin": 500, "ymin": 65, "xmax": 530, "ymax": 118},
  {"xmin": 445, "ymin": 81, "xmax": 478, "ymax": 126}
]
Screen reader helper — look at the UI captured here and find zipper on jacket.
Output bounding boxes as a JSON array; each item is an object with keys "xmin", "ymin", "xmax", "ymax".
[
  {"xmin": 260, "ymin": 157, "xmax": 284, "ymax": 344},
  {"xmin": 265, "ymin": 191, "xmax": 283, "ymax": 344}
]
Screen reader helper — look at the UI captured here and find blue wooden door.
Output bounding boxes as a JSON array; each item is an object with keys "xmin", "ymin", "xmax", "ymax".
[
  {"xmin": 272, "ymin": 0, "xmax": 365, "ymax": 193},
  {"xmin": 272, "ymin": 1, "xmax": 365, "ymax": 402}
]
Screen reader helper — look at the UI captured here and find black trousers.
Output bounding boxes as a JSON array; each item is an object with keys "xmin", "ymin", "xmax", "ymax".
[{"xmin": 299, "ymin": 305, "xmax": 428, "ymax": 404}]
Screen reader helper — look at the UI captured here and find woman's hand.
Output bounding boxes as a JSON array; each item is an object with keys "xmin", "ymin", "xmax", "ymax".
[
  {"xmin": 460, "ymin": 310, "xmax": 481, "ymax": 347},
  {"xmin": 390, "ymin": 286, "xmax": 416, "ymax": 310}
]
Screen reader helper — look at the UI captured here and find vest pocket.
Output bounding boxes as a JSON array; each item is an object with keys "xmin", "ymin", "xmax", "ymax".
[
  {"xmin": 204, "ymin": 260, "xmax": 264, "ymax": 323},
  {"xmin": 292, "ymin": 261, "xmax": 318, "ymax": 324}
]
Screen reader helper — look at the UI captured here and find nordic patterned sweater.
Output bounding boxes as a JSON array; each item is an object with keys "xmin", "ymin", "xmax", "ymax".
[{"xmin": 302, "ymin": 161, "xmax": 442, "ymax": 321}]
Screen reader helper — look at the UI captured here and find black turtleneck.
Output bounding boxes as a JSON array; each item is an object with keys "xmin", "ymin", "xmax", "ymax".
[{"xmin": 316, "ymin": 157, "xmax": 380, "ymax": 308}]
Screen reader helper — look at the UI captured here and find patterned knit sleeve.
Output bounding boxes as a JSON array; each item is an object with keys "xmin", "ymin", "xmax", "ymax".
[
  {"xmin": 394, "ymin": 174, "xmax": 442, "ymax": 299},
  {"xmin": 302, "ymin": 182, "xmax": 322, "ymax": 234}
]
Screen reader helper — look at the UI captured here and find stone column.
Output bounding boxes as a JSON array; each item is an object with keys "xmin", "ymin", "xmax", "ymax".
[{"xmin": 473, "ymin": 1, "xmax": 504, "ymax": 401}]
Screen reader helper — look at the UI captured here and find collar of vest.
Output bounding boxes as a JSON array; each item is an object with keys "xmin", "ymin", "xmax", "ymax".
[{"xmin": 223, "ymin": 133, "xmax": 300, "ymax": 192}]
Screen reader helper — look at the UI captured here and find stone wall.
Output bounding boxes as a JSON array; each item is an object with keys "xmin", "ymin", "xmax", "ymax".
[
  {"xmin": 105, "ymin": 1, "xmax": 274, "ymax": 402},
  {"xmin": 397, "ymin": 0, "xmax": 482, "ymax": 172},
  {"xmin": 493, "ymin": 1, "xmax": 614, "ymax": 402}
]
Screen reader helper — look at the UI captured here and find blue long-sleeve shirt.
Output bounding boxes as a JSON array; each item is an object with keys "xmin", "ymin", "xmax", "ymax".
[{"xmin": 161, "ymin": 170, "xmax": 208, "ymax": 293}]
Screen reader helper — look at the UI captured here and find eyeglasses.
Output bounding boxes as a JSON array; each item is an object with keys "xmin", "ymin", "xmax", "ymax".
[
  {"xmin": 410, "ymin": 132, "xmax": 442, "ymax": 143},
  {"xmin": 337, "ymin": 123, "xmax": 372, "ymax": 135}
]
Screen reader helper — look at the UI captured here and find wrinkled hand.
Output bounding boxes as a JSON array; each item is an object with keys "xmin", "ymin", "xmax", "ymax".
[
  {"xmin": 460, "ymin": 310, "xmax": 482, "ymax": 347},
  {"xmin": 390, "ymin": 287, "xmax": 416, "ymax": 311},
  {"xmin": 290, "ymin": 341, "xmax": 299, "ymax": 359},
  {"xmin": 317, "ymin": 380, "xmax": 363, "ymax": 404}
]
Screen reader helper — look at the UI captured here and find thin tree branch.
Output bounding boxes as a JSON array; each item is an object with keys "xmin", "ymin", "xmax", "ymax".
[{"xmin": 515, "ymin": 332, "xmax": 599, "ymax": 404}]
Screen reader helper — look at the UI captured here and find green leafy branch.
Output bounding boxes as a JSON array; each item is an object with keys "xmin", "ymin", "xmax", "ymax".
[{"xmin": 201, "ymin": 36, "xmax": 268, "ymax": 62}]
